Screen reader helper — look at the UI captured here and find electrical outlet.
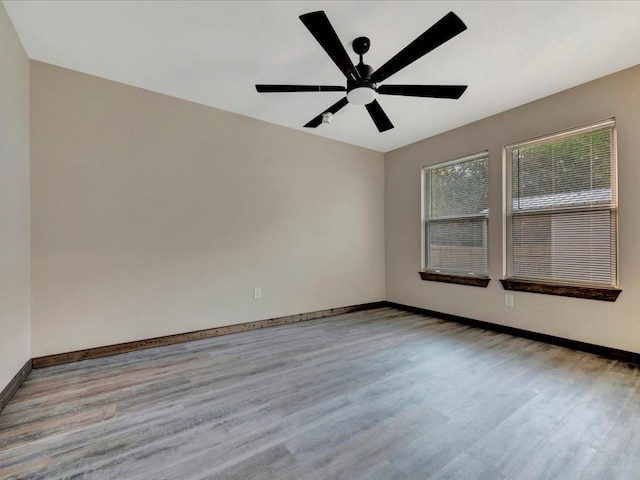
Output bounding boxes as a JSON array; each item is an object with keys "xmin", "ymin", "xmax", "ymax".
[
  {"xmin": 254, "ymin": 287, "xmax": 262, "ymax": 299},
  {"xmin": 504, "ymin": 294, "xmax": 514, "ymax": 307}
]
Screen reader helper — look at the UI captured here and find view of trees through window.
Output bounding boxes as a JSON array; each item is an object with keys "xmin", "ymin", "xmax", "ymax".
[
  {"xmin": 506, "ymin": 121, "xmax": 617, "ymax": 287},
  {"xmin": 512, "ymin": 128, "xmax": 612, "ymax": 206},
  {"xmin": 424, "ymin": 154, "xmax": 489, "ymax": 276},
  {"xmin": 431, "ymin": 158, "xmax": 488, "ymax": 217}
]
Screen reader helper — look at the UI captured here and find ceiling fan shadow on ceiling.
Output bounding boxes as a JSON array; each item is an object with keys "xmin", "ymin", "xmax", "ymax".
[{"xmin": 256, "ymin": 10, "xmax": 468, "ymax": 133}]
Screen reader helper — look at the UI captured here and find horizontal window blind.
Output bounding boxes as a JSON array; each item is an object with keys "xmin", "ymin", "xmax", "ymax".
[
  {"xmin": 423, "ymin": 153, "xmax": 488, "ymax": 276},
  {"xmin": 506, "ymin": 119, "xmax": 617, "ymax": 287}
]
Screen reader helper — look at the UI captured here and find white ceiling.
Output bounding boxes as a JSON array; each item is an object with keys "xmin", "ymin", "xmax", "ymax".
[{"xmin": 4, "ymin": 0, "xmax": 640, "ymax": 153}]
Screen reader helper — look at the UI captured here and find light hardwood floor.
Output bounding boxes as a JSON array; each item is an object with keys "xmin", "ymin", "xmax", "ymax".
[{"xmin": 1, "ymin": 307, "xmax": 639, "ymax": 479}]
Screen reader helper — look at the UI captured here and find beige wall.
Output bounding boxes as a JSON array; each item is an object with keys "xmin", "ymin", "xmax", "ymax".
[
  {"xmin": 0, "ymin": 4, "xmax": 31, "ymax": 389},
  {"xmin": 15, "ymin": 37, "xmax": 640, "ymax": 363},
  {"xmin": 30, "ymin": 62, "xmax": 385, "ymax": 357},
  {"xmin": 386, "ymin": 64, "xmax": 640, "ymax": 354}
]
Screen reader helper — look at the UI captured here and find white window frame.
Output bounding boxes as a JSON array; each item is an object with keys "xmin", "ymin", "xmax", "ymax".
[
  {"xmin": 503, "ymin": 118, "xmax": 619, "ymax": 291},
  {"xmin": 421, "ymin": 151, "xmax": 489, "ymax": 279}
]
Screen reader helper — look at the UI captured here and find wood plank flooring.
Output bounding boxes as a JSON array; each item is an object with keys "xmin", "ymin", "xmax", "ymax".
[{"xmin": 1, "ymin": 307, "xmax": 639, "ymax": 479}]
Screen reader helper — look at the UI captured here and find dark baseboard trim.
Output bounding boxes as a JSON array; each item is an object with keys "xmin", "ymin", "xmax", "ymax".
[
  {"xmin": 26, "ymin": 299, "xmax": 639, "ymax": 374},
  {"xmin": 33, "ymin": 301, "xmax": 386, "ymax": 369},
  {"xmin": 0, "ymin": 359, "xmax": 33, "ymax": 414},
  {"xmin": 385, "ymin": 301, "xmax": 640, "ymax": 365}
]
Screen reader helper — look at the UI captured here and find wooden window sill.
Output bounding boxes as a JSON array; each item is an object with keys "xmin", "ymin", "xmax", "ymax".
[
  {"xmin": 500, "ymin": 279, "xmax": 621, "ymax": 302},
  {"xmin": 419, "ymin": 271, "xmax": 490, "ymax": 288}
]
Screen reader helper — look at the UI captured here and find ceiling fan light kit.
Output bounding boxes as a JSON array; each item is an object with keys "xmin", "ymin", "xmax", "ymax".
[
  {"xmin": 347, "ymin": 86, "xmax": 377, "ymax": 106},
  {"xmin": 256, "ymin": 10, "xmax": 468, "ymax": 132}
]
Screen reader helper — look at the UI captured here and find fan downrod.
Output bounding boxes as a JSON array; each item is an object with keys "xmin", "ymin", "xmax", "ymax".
[{"xmin": 352, "ymin": 37, "xmax": 374, "ymax": 81}]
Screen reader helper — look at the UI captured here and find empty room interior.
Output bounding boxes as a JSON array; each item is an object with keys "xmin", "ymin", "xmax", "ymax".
[{"xmin": 2, "ymin": 1, "xmax": 640, "ymax": 479}]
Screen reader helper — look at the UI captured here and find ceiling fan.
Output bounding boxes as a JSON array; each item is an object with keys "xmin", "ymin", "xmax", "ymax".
[{"xmin": 256, "ymin": 10, "xmax": 468, "ymax": 132}]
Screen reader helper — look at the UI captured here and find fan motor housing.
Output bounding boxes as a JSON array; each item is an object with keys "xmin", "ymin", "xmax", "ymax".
[
  {"xmin": 355, "ymin": 63, "xmax": 374, "ymax": 80},
  {"xmin": 347, "ymin": 62, "xmax": 376, "ymax": 105}
]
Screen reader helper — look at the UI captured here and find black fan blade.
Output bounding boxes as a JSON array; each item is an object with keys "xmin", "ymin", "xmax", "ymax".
[
  {"xmin": 365, "ymin": 100, "xmax": 394, "ymax": 132},
  {"xmin": 304, "ymin": 97, "xmax": 349, "ymax": 128},
  {"xmin": 256, "ymin": 85, "xmax": 346, "ymax": 93},
  {"xmin": 370, "ymin": 12, "xmax": 466, "ymax": 84},
  {"xmin": 378, "ymin": 84, "xmax": 467, "ymax": 99},
  {"xmin": 299, "ymin": 11, "xmax": 360, "ymax": 82}
]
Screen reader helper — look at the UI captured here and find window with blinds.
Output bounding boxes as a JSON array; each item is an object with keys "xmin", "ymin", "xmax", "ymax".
[
  {"xmin": 505, "ymin": 119, "xmax": 618, "ymax": 288},
  {"xmin": 422, "ymin": 152, "xmax": 489, "ymax": 277}
]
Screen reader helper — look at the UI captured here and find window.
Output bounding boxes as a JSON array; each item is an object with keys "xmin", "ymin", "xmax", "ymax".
[
  {"xmin": 421, "ymin": 152, "xmax": 489, "ymax": 286},
  {"xmin": 503, "ymin": 119, "xmax": 620, "ymax": 301}
]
